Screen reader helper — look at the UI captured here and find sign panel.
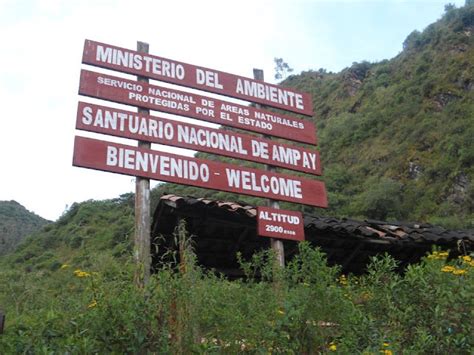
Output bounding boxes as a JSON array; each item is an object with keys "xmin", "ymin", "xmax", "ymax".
[
  {"xmin": 78, "ymin": 70, "xmax": 317, "ymax": 144},
  {"xmin": 76, "ymin": 102, "xmax": 322, "ymax": 175},
  {"xmin": 82, "ymin": 39, "xmax": 314, "ymax": 116},
  {"xmin": 257, "ymin": 207, "xmax": 305, "ymax": 241},
  {"xmin": 73, "ymin": 136, "xmax": 328, "ymax": 207}
]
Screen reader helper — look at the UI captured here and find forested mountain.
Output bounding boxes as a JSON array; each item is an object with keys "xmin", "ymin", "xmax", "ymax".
[
  {"xmin": 0, "ymin": 200, "xmax": 50, "ymax": 255},
  {"xmin": 155, "ymin": 3, "xmax": 474, "ymax": 228}
]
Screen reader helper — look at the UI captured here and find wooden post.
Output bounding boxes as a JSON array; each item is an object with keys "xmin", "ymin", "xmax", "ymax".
[
  {"xmin": 134, "ymin": 41, "xmax": 151, "ymax": 288},
  {"xmin": 253, "ymin": 69, "xmax": 285, "ymax": 268}
]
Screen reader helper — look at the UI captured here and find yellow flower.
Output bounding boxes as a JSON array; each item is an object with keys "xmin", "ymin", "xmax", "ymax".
[
  {"xmin": 462, "ymin": 258, "xmax": 474, "ymax": 267},
  {"xmin": 329, "ymin": 342, "xmax": 337, "ymax": 351},
  {"xmin": 338, "ymin": 275, "xmax": 348, "ymax": 285},
  {"xmin": 74, "ymin": 269, "xmax": 91, "ymax": 278},
  {"xmin": 60, "ymin": 264, "xmax": 69, "ymax": 269},
  {"xmin": 380, "ymin": 350, "xmax": 393, "ymax": 355},
  {"xmin": 441, "ymin": 265, "xmax": 455, "ymax": 273},
  {"xmin": 383, "ymin": 342, "xmax": 390, "ymax": 347},
  {"xmin": 428, "ymin": 251, "xmax": 449, "ymax": 260},
  {"xmin": 452, "ymin": 269, "xmax": 467, "ymax": 275},
  {"xmin": 88, "ymin": 299, "xmax": 97, "ymax": 308}
]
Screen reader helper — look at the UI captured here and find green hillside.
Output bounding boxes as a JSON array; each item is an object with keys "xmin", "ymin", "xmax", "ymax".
[
  {"xmin": 0, "ymin": 195, "xmax": 134, "ymax": 272},
  {"xmin": 0, "ymin": 201, "xmax": 50, "ymax": 255},
  {"xmin": 156, "ymin": 3, "xmax": 474, "ymax": 228},
  {"xmin": 303, "ymin": 3, "xmax": 474, "ymax": 227}
]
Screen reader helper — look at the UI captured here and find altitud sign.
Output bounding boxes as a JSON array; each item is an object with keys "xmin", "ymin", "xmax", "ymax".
[
  {"xmin": 76, "ymin": 102, "xmax": 322, "ymax": 176},
  {"xmin": 257, "ymin": 207, "xmax": 305, "ymax": 241},
  {"xmin": 82, "ymin": 40, "xmax": 314, "ymax": 116},
  {"xmin": 73, "ymin": 136, "xmax": 328, "ymax": 208},
  {"xmin": 78, "ymin": 70, "xmax": 317, "ymax": 144}
]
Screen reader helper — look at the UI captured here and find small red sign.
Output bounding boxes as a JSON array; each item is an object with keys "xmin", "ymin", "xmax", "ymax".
[
  {"xmin": 257, "ymin": 207, "xmax": 305, "ymax": 241},
  {"xmin": 78, "ymin": 70, "xmax": 317, "ymax": 145},
  {"xmin": 82, "ymin": 39, "xmax": 314, "ymax": 116},
  {"xmin": 73, "ymin": 136, "xmax": 328, "ymax": 208},
  {"xmin": 76, "ymin": 102, "xmax": 322, "ymax": 175}
]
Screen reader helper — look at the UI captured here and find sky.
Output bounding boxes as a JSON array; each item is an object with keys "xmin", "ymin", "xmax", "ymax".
[{"xmin": 0, "ymin": 0, "xmax": 466, "ymax": 221}]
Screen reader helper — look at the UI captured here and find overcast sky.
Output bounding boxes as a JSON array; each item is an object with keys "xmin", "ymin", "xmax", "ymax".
[{"xmin": 0, "ymin": 0, "xmax": 465, "ymax": 221}]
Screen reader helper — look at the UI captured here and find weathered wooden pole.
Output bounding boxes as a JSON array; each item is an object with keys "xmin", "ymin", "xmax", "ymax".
[
  {"xmin": 253, "ymin": 68, "xmax": 285, "ymax": 268},
  {"xmin": 134, "ymin": 41, "xmax": 151, "ymax": 288}
]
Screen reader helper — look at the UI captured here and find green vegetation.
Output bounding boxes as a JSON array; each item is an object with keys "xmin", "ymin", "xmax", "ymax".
[
  {"xmin": 0, "ymin": 201, "xmax": 50, "ymax": 256},
  {"xmin": 3, "ymin": 194, "xmax": 135, "ymax": 272},
  {"xmin": 1, "ymin": 197, "xmax": 471, "ymax": 352},
  {"xmin": 308, "ymin": 3, "xmax": 474, "ymax": 227},
  {"xmin": 1, "ymin": 229, "xmax": 472, "ymax": 353}
]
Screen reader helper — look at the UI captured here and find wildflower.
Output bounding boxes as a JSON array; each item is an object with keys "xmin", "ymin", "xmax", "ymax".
[
  {"xmin": 452, "ymin": 269, "xmax": 467, "ymax": 275},
  {"xmin": 328, "ymin": 342, "xmax": 337, "ymax": 351},
  {"xmin": 383, "ymin": 342, "xmax": 390, "ymax": 347},
  {"xmin": 60, "ymin": 264, "xmax": 69, "ymax": 269},
  {"xmin": 460, "ymin": 255, "xmax": 474, "ymax": 267},
  {"xmin": 380, "ymin": 350, "xmax": 392, "ymax": 355},
  {"xmin": 338, "ymin": 274, "xmax": 348, "ymax": 286},
  {"xmin": 73, "ymin": 269, "xmax": 91, "ymax": 278},
  {"xmin": 441, "ymin": 265, "xmax": 455, "ymax": 273},
  {"xmin": 88, "ymin": 299, "xmax": 97, "ymax": 308},
  {"xmin": 428, "ymin": 251, "xmax": 449, "ymax": 260}
]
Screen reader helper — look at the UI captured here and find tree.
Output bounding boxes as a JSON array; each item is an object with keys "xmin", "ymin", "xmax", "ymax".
[
  {"xmin": 274, "ymin": 58, "xmax": 294, "ymax": 80},
  {"xmin": 444, "ymin": 3, "xmax": 456, "ymax": 12}
]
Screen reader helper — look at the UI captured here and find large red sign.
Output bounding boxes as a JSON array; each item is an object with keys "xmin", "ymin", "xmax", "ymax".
[
  {"xmin": 257, "ymin": 207, "xmax": 305, "ymax": 241},
  {"xmin": 78, "ymin": 70, "xmax": 316, "ymax": 144},
  {"xmin": 82, "ymin": 39, "xmax": 313, "ymax": 116},
  {"xmin": 76, "ymin": 102, "xmax": 322, "ymax": 176},
  {"xmin": 73, "ymin": 136, "xmax": 328, "ymax": 207}
]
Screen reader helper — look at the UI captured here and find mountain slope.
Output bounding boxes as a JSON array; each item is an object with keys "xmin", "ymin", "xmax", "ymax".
[
  {"xmin": 0, "ymin": 194, "xmax": 134, "ymax": 270},
  {"xmin": 303, "ymin": 3, "xmax": 474, "ymax": 226},
  {"xmin": 0, "ymin": 201, "xmax": 50, "ymax": 255},
  {"xmin": 154, "ymin": 3, "xmax": 474, "ymax": 228}
]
